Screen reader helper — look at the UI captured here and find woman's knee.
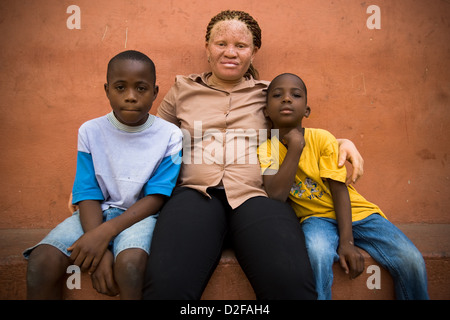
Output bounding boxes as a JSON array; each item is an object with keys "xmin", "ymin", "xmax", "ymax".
[{"xmin": 230, "ymin": 198, "xmax": 317, "ymax": 299}]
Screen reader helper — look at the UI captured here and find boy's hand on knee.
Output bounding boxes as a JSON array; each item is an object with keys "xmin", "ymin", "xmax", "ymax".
[
  {"xmin": 338, "ymin": 243, "xmax": 365, "ymax": 279},
  {"xmin": 90, "ymin": 250, "xmax": 119, "ymax": 296},
  {"xmin": 68, "ymin": 224, "xmax": 113, "ymax": 273}
]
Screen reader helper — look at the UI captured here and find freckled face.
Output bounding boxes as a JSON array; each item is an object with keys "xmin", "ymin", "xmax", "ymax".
[
  {"xmin": 205, "ymin": 19, "xmax": 258, "ymax": 82},
  {"xmin": 104, "ymin": 60, "xmax": 158, "ymax": 126}
]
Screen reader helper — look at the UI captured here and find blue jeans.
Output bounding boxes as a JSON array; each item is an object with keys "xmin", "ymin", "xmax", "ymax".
[{"xmin": 302, "ymin": 214, "xmax": 429, "ymax": 300}]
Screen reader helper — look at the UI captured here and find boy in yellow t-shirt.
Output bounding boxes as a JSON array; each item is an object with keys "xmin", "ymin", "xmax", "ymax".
[{"xmin": 257, "ymin": 73, "xmax": 428, "ymax": 300}]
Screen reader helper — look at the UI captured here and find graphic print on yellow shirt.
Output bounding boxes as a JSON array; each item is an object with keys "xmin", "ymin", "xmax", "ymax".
[
  {"xmin": 291, "ymin": 177, "xmax": 324, "ymax": 201},
  {"xmin": 257, "ymin": 128, "xmax": 386, "ymax": 223}
]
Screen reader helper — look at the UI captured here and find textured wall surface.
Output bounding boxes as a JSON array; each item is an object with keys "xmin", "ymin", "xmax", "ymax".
[{"xmin": 0, "ymin": 0, "xmax": 449, "ymax": 228}]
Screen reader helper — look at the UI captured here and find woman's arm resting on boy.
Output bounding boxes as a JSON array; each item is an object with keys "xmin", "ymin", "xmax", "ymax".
[
  {"xmin": 68, "ymin": 193, "xmax": 78, "ymax": 213},
  {"xmin": 336, "ymin": 138, "xmax": 364, "ymax": 185}
]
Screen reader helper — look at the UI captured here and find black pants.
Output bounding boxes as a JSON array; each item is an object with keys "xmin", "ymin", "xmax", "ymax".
[{"xmin": 142, "ymin": 187, "xmax": 317, "ymax": 299}]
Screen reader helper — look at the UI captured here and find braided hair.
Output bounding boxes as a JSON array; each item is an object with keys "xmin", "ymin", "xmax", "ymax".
[{"xmin": 205, "ymin": 10, "xmax": 262, "ymax": 80}]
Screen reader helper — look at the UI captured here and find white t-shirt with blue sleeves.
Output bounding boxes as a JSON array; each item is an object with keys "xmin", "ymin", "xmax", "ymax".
[{"xmin": 72, "ymin": 112, "xmax": 183, "ymax": 211}]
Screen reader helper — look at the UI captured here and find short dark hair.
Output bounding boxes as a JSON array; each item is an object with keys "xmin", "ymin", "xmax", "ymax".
[
  {"xmin": 106, "ymin": 50, "xmax": 156, "ymax": 84},
  {"xmin": 267, "ymin": 73, "xmax": 308, "ymax": 104}
]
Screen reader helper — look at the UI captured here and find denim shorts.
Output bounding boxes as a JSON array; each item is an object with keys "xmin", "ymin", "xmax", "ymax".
[{"xmin": 23, "ymin": 207, "xmax": 158, "ymax": 259}]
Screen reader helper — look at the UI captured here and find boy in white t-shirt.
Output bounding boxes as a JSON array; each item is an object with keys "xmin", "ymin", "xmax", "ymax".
[{"xmin": 24, "ymin": 50, "xmax": 183, "ymax": 299}]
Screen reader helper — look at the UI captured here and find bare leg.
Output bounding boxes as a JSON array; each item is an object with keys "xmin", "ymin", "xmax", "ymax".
[
  {"xmin": 114, "ymin": 248, "xmax": 148, "ymax": 300},
  {"xmin": 26, "ymin": 244, "xmax": 70, "ymax": 299}
]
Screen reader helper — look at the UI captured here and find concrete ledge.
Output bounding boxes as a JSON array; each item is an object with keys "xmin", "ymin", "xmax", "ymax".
[{"xmin": 1, "ymin": 224, "xmax": 449, "ymax": 300}]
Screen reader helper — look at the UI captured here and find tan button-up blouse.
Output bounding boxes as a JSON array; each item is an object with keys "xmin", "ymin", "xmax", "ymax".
[{"xmin": 156, "ymin": 72, "xmax": 271, "ymax": 208}]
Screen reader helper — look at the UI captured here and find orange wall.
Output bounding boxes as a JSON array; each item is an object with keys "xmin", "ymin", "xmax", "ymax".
[{"xmin": 0, "ymin": 0, "xmax": 449, "ymax": 228}]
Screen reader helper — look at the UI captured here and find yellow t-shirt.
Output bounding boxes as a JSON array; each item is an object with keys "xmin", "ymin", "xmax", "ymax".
[{"xmin": 257, "ymin": 128, "xmax": 387, "ymax": 223}]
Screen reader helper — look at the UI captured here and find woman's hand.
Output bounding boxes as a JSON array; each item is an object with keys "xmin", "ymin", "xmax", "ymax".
[
  {"xmin": 337, "ymin": 139, "xmax": 364, "ymax": 185},
  {"xmin": 68, "ymin": 193, "xmax": 78, "ymax": 213}
]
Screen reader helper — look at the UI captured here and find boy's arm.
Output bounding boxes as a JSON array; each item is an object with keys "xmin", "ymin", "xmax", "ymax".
[
  {"xmin": 78, "ymin": 200, "xmax": 103, "ymax": 231},
  {"xmin": 328, "ymin": 179, "xmax": 364, "ymax": 279},
  {"xmin": 263, "ymin": 128, "xmax": 305, "ymax": 201},
  {"xmin": 72, "ymin": 200, "xmax": 119, "ymax": 296},
  {"xmin": 68, "ymin": 199, "xmax": 108, "ymax": 272},
  {"xmin": 69, "ymin": 194, "xmax": 165, "ymax": 273},
  {"xmin": 97, "ymin": 194, "xmax": 165, "ymax": 240}
]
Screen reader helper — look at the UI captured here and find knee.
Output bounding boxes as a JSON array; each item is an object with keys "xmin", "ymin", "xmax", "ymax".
[
  {"xmin": 27, "ymin": 245, "xmax": 68, "ymax": 286},
  {"xmin": 398, "ymin": 245, "xmax": 426, "ymax": 273},
  {"xmin": 305, "ymin": 235, "xmax": 337, "ymax": 267},
  {"xmin": 115, "ymin": 249, "xmax": 147, "ymax": 285},
  {"xmin": 142, "ymin": 255, "xmax": 204, "ymax": 300}
]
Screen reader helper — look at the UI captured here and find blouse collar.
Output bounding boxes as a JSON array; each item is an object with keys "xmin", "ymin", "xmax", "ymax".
[{"xmin": 188, "ymin": 72, "xmax": 268, "ymax": 92}]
